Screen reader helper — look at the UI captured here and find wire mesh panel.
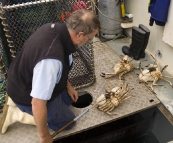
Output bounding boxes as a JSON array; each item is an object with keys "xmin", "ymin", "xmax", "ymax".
[
  {"xmin": 1, "ymin": 0, "xmax": 88, "ymax": 56},
  {"xmin": 0, "ymin": 0, "xmax": 95, "ymax": 89},
  {"xmin": 0, "ymin": 37, "xmax": 7, "ymax": 110},
  {"xmin": 0, "ymin": 75, "xmax": 6, "ymax": 110},
  {"xmin": 68, "ymin": 42, "xmax": 95, "ymax": 89}
]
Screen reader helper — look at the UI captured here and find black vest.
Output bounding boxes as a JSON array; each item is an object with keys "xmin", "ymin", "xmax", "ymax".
[{"xmin": 7, "ymin": 23, "xmax": 76, "ymax": 106}]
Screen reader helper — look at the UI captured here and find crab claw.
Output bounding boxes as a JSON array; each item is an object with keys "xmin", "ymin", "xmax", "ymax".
[
  {"xmin": 123, "ymin": 55, "xmax": 128, "ymax": 61},
  {"xmin": 100, "ymin": 72, "xmax": 105, "ymax": 77}
]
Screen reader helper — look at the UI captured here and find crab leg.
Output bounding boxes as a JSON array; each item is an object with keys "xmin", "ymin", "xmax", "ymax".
[
  {"xmin": 161, "ymin": 65, "xmax": 168, "ymax": 73},
  {"xmin": 160, "ymin": 77, "xmax": 173, "ymax": 88},
  {"xmin": 118, "ymin": 89, "xmax": 133, "ymax": 103},
  {"xmin": 97, "ymin": 100, "xmax": 110, "ymax": 109},
  {"xmin": 150, "ymin": 54, "xmax": 161, "ymax": 71},
  {"xmin": 119, "ymin": 96, "xmax": 132, "ymax": 104},
  {"xmin": 98, "ymin": 101, "xmax": 112, "ymax": 110},
  {"xmin": 151, "ymin": 78, "xmax": 163, "ymax": 90},
  {"xmin": 139, "ymin": 62, "xmax": 144, "ymax": 75},
  {"xmin": 100, "ymin": 72, "xmax": 118, "ymax": 78},
  {"xmin": 103, "ymin": 106, "xmax": 114, "ymax": 112},
  {"xmin": 119, "ymin": 71, "xmax": 126, "ymax": 80},
  {"xmin": 162, "ymin": 75, "xmax": 173, "ymax": 79},
  {"xmin": 106, "ymin": 107, "xmax": 116, "ymax": 115}
]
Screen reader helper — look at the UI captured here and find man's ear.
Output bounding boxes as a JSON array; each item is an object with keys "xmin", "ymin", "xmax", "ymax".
[{"xmin": 77, "ymin": 32, "xmax": 84, "ymax": 38}]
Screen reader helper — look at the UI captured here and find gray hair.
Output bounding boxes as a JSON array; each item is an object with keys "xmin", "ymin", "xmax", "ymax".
[{"xmin": 66, "ymin": 9, "xmax": 100, "ymax": 35}]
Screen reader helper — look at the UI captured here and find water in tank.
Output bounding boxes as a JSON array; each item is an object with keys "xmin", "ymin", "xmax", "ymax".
[{"xmin": 98, "ymin": 0, "xmax": 123, "ymax": 40}]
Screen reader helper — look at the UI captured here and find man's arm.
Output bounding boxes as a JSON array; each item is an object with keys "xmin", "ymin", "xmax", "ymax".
[
  {"xmin": 67, "ymin": 80, "xmax": 78, "ymax": 102},
  {"xmin": 32, "ymin": 98, "xmax": 53, "ymax": 143}
]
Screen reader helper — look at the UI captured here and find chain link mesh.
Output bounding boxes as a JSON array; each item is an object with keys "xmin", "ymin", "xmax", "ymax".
[
  {"xmin": 0, "ymin": 0, "xmax": 95, "ymax": 91},
  {"xmin": 0, "ymin": 37, "xmax": 7, "ymax": 109},
  {"xmin": 0, "ymin": 75, "xmax": 6, "ymax": 110}
]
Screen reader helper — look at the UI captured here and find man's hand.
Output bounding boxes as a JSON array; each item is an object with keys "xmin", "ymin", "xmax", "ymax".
[
  {"xmin": 40, "ymin": 134, "xmax": 53, "ymax": 143},
  {"xmin": 67, "ymin": 81, "xmax": 78, "ymax": 102}
]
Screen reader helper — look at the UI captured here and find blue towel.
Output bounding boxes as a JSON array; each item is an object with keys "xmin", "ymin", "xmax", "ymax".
[{"xmin": 149, "ymin": 0, "xmax": 171, "ymax": 26}]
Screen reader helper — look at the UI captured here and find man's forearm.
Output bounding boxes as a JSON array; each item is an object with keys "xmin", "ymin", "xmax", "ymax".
[
  {"xmin": 66, "ymin": 80, "xmax": 78, "ymax": 102},
  {"xmin": 32, "ymin": 98, "xmax": 50, "ymax": 138},
  {"xmin": 67, "ymin": 80, "xmax": 72, "ymax": 88}
]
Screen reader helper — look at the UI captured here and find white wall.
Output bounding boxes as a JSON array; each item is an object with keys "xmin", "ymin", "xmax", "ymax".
[
  {"xmin": 124, "ymin": 0, "xmax": 173, "ymax": 74},
  {"xmin": 163, "ymin": 0, "xmax": 173, "ymax": 48}
]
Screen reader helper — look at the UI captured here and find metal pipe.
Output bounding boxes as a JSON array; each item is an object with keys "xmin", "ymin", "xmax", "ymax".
[{"xmin": 51, "ymin": 108, "xmax": 89, "ymax": 139}]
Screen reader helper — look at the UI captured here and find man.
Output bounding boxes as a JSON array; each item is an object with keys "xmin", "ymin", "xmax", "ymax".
[{"xmin": 0, "ymin": 9, "xmax": 100, "ymax": 143}]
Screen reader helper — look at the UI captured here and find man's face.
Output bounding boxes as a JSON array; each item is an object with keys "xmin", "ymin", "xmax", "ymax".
[{"xmin": 75, "ymin": 29, "xmax": 98, "ymax": 48}]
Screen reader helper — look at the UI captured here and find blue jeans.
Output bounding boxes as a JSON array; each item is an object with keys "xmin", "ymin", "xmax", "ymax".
[{"xmin": 15, "ymin": 90, "xmax": 76, "ymax": 131}]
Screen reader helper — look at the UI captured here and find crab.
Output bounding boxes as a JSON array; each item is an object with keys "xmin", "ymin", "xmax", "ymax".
[
  {"xmin": 101, "ymin": 55, "xmax": 141, "ymax": 80},
  {"xmin": 139, "ymin": 54, "xmax": 173, "ymax": 91},
  {"xmin": 95, "ymin": 82, "xmax": 134, "ymax": 115}
]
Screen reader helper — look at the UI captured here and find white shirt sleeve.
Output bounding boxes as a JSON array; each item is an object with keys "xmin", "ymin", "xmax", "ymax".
[
  {"xmin": 30, "ymin": 59, "xmax": 62, "ymax": 100},
  {"xmin": 69, "ymin": 54, "xmax": 73, "ymax": 65}
]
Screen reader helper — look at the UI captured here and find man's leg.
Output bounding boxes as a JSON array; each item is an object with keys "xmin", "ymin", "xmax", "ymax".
[
  {"xmin": 47, "ymin": 90, "xmax": 75, "ymax": 131},
  {"xmin": 0, "ymin": 90, "xmax": 75, "ymax": 133},
  {"xmin": 0, "ymin": 95, "xmax": 35, "ymax": 134},
  {"xmin": 16, "ymin": 90, "xmax": 75, "ymax": 131},
  {"xmin": 15, "ymin": 102, "xmax": 33, "ymax": 115},
  {"xmin": 61, "ymin": 90, "xmax": 74, "ymax": 106}
]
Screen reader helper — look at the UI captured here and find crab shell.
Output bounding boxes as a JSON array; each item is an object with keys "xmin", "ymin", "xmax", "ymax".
[
  {"xmin": 110, "ymin": 87, "xmax": 120, "ymax": 94},
  {"xmin": 110, "ymin": 97, "xmax": 119, "ymax": 106},
  {"xmin": 96, "ymin": 87, "xmax": 120, "ymax": 106},
  {"xmin": 139, "ymin": 69, "xmax": 154, "ymax": 82},
  {"xmin": 96, "ymin": 94, "xmax": 106, "ymax": 105},
  {"xmin": 113, "ymin": 63, "xmax": 124, "ymax": 74}
]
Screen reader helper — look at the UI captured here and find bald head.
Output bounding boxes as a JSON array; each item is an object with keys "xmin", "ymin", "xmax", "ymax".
[{"xmin": 66, "ymin": 9, "xmax": 100, "ymax": 35}]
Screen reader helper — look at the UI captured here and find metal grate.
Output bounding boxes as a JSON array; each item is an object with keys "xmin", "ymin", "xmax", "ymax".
[{"xmin": 0, "ymin": 0, "xmax": 95, "ymax": 89}]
